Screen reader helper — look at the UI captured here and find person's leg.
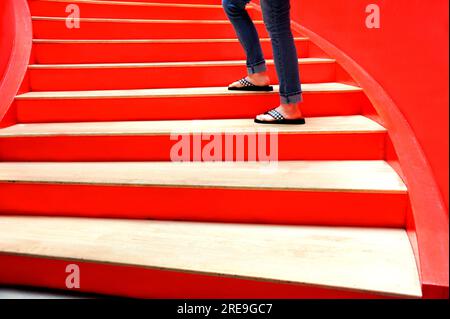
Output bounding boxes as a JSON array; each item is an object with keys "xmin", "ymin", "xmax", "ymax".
[
  {"xmin": 222, "ymin": 0, "xmax": 270, "ymax": 87},
  {"xmin": 256, "ymin": 0, "xmax": 304, "ymax": 122}
]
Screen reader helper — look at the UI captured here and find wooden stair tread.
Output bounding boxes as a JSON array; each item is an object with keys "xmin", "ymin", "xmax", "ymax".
[
  {"xmin": 0, "ymin": 161, "xmax": 407, "ymax": 193},
  {"xmin": 5, "ymin": 0, "xmax": 422, "ymax": 301},
  {"xmin": 32, "ymin": 16, "xmax": 263, "ymax": 24},
  {"xmin": 0, "ymin": 116, "xmax": 386, "ymax": 137},
  {"xmin": 33, "ymin": 37, "xmax": 308, "ymax": 43},
  {"xmin": 0, "ymin": 216, "xmax": 421, "ymax": 297},
  {"xmin": 28, "ymin": 58, "xmax": 332, "ymax": 69},
  {"xmin": 15, "ymin": 82, "xmax": 362, "ymax": 100},
  {"xmin": 33, "ymin": 0, "xmax": 224, "ymax": 9}
]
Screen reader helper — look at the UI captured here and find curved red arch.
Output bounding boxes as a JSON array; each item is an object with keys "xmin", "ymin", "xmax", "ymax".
[
  {"xmin": 289, "ymin": 21, "xmax": 449, "ymax": 299},
  {"xmin": 1, "ymin": 0, "xmax": 447, "ymax": 298},
  {"xmin": 0, "ymin": 0, "xmax": 33, "ymax": 128},
  {"xmin": 251, "ymin": 0, "xmax": 448, "ymax": 298}
]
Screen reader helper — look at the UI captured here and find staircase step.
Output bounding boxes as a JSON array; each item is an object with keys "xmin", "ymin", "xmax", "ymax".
[
  {"xmin": 3, "ymin": 0, "xmax": 418, "ymax": 302},
  {"xmin": 0, "ymin": 116, "xmax": 387, "ymax": 161},
  {"xmin": 29, "ymin": 0, "xmax": 255, "ymax": 20},
  {"xmin": 113, "ymin": 0, "xmax": 223, "ymax": 3},
  {"xmin": 28, "ymin": 59, "xmax": 336, "ymax": 91},
  {"xmin": 31, "ymin": 16, "xmax": 272, "ymax": 39},
  {"xmin": 32, "ymin": 38, "xmax": 309, "ymax": 63},
  {"xmin": 0, "ymin": 161, "xmax": 407, "ymax": 226},
  {"xmin": 0, "ymin": 216, "xmax": 422, "ymax": 298},
  {"xmin": 0, "ymin": 115, "xmax": 385, "ymax": 137},
  {"xmin": 15, "ymin": 83, "xmax": 370, "ymax": 122}
]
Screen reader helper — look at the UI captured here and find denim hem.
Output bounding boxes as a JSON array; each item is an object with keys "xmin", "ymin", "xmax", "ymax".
[
  {"xmin": 247, "ymin": 61, "xmax": 267, "ymax": 74},
  {"xmin": 280, "ymin": 92, "xmax": 303, "ymax": 104}
]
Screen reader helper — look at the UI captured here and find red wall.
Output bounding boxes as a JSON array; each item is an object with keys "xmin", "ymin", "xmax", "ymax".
[
  {"xmin": 279, "ymin": 0, "xmax": 449, "ymax": 296},
  {"xmin": 291, "ymin": 0, "xmax": 449, "ymax": 209}
]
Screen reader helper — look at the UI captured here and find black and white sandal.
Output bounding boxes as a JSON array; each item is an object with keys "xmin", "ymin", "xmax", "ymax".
[
  {"xmin": 254, "ymin": 109, "xmax": 306, "ymax": 125},
  {"xmin": 228, "ymin": 77, "xmax": 273, "ymax": 92}
]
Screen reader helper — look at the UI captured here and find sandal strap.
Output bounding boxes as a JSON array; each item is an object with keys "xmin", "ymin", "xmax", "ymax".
[
  {"xmin": 238, "ymin": 78, "xmax": 254, "ymax": 87},
  {"xmin": 266, "ymin": 109, "xmax": 285, "ymax": 121}
]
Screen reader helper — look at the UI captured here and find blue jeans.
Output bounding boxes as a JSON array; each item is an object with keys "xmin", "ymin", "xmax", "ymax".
[{"xmin": 223, "ymin": 0, "xmax": 302, "ymax": 104}]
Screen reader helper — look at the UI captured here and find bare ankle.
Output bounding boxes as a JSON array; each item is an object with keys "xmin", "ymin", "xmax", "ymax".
[
  {"xmin": 279, "ymin": 103, "xmax": 304, "ymax": 117},
  {"xmin": 248, "ymin": 72, "xmax": 270, "ymax": 85},
  {"xmin": 280, "ymin": 102, "xmax": 300, "ymax": 109}
]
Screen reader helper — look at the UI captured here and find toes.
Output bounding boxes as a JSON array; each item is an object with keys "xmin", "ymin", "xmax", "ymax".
[
  {"xmin": 256, "ymin": 114, "xmax": 274, "ymax": 122},
  {"xmin": 262, "ymin": 114, "xmax": 274, "ymax": 122},
  {"xmin": 228, "ymin": 81, "xmax": 241, "ymax": 88}
]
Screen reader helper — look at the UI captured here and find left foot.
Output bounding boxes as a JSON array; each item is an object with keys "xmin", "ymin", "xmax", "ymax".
[
  {"xmin": 228, "ymin": 72, "xmax": 270, "ymax": 89},
  {"xmin": 255, "ymin": 103, "xmax": 304, "ymax": 123}
]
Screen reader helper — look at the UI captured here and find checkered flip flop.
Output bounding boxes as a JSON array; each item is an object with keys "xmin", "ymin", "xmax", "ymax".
[
  {"xmin": 254, "ymin": 108, "xmax": 306, "ymax": 125},
  {"xmin": 228, "ymin": 77, "xmax": 274, "ymax": 92}
]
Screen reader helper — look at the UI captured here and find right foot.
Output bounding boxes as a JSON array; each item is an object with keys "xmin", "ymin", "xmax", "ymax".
[
  {"xmin": 255, "ymin": 103, "xmax": 305, "ymax": 123},
  {"xmin": 228, "ymin": 72, "xmax": 270, "ymax": 89}
]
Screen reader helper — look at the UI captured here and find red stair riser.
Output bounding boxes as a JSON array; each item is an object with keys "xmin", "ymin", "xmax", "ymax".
[
  {"xmin": 0, "ymin": 132, "xmax": 386, "ymax": 162},
  {"xmin": 0, "ymin": 254, "xmax": 386, "ymax": 299},
  {"xmin": 29, "ymin": 1, "xmax": 259, "ymax": 20},
  {"xmin": 0, "ymin": 0, "xmax": 420, "ymax": 301},
  {"xmin": 0, "ymin": 183, "xmax": 407, "ymax": 227},
  {"xmin": 32, "ymin": 19, "xmax": 271, "ymax": 39},
  {"xmin": 32, "ymin": 40, "xmax": 309, "ymax": 64},
  {"xmin": 15, "ymin": 92, "xmax": 368, "ymax": 123},
  {"xmin": 28, "ymin": 63, "xmax": 335, "ymax": 91}
]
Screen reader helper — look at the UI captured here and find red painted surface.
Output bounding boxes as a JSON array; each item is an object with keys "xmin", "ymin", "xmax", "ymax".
[
  {"xmin": 115, "ymin": 0, "xmax": 221, "ymax": 3},
  {"xmin": 0, "ymin": 132, "xmax": 386, "ymax": 161},
  {"xmin": 253, "ymin": 0, "xmax": 450, "ymax": 297},
  {"xmin": 29, "ymin": 0, "xmax": 259, "ymax": 20},
  {"xmin": 298, "ymin": 1, "xmax": 449, "ymax": 208},
  {"xmin": 32, "ymin": 39, "xmax": 309, "ymax": 64},
  {"xmin": 0, "ymin": 183, "xmax": 407, "ymax": 228},
  {"xmin": 28, "ymin": 61, "xmax": 334, "ymax": 91},
  {"xmin": 0, "ymin": 0, "xmax": 447, "ymax": 298},
  {"xmin": 0, "ymin": 0, "xmax": 32, "ymax": 128},
  {"xmin": 0, "ymin": 254, "xmax": 387, "ymax": 299},
  {"xmin": 31, "ymin": 19, "xmax": 272, "ymax": 39},
  {"xmin": 15, "ymin": 91, "xmax": 367, "ymax": 123}
]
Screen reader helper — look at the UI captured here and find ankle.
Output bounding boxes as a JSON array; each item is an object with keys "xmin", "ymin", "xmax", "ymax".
[
  {"xmin": 248, "ymin": 72, "xmax": 270, "ymax": 85},
  {"xmin": 280, "ymin": 102, "xmax": 300, "ymax": 109},
  {"xmin": 279, "ymin": 103, "xmax": 303, "ymax": 116},
  {"xmin": 249, "ymin": 71, "xmax": 268, "ymax": 78}
]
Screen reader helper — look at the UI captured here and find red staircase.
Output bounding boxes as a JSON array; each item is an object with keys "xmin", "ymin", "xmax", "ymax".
[{"xmin": 0, "ymin": 0, "xmax": 423, "ymax": 298}]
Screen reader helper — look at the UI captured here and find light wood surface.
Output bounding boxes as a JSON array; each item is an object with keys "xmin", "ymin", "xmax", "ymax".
[
  {"xmin": 32, "ymin": 16, "xmax": 264, "ymax": 24},
  {"xmin": 35, "ymin": 0, "xmax": 224, "ymax": 9},
  {"xmin": 0, "ymin": 161, "xmax": 407, "ymax": 193},
  {"xmin": 12, "ymin": 0, "xmax": 420, "ymax": 300},
  {"xmin": 33, "ymin": 37, "xmax": 308, "ymax": 44},
  {"xmin": 28, "ymin": 58, "xmax": 332, "ymax": 69},
  {"xmin": 0, "ymin": 216, "xmax": 422, "ymax": 297},
  {"xmin": 15, "ymin": 82, "xmax": 362, "ymax": 100},
  {"xmin": 0, "ymin": 116, "xmax": 386, "ymax": 137}
]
